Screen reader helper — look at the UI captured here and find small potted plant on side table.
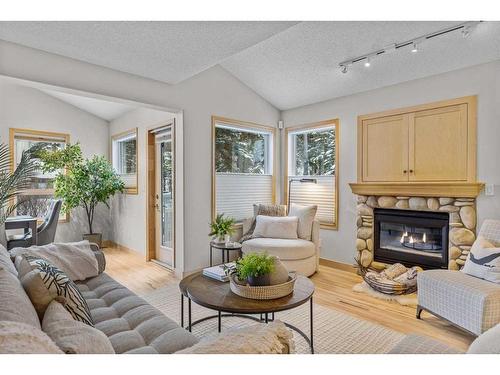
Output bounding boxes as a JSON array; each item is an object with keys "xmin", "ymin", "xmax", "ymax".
[
  {"xmin": 235, "ymin": 253, "xmax": 275, "ymax": 286},
  {"xmin": 209, "ymin": 213, "xmax": 235, "ymax": 244}
]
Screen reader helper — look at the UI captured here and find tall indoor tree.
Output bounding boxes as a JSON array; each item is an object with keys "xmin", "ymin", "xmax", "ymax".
[{"xmin": 38, "ymin": 143, "xmax": 124, "ymax": 246}]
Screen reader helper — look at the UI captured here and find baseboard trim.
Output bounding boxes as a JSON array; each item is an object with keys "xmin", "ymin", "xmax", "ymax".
[{"xmin": 319, "ymin": 258, "xmax": 358, "ymax": 274}]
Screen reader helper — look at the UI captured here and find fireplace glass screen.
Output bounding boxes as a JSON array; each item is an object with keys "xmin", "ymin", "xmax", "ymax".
[{"xmin": 374, "ymin": 208, "xmax": 449, "ymax": 269}]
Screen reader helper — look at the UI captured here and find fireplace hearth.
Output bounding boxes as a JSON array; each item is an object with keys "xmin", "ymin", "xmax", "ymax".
[{"xmin": 374, "ymin": 208, "xmax": 449, "ymax": 269}]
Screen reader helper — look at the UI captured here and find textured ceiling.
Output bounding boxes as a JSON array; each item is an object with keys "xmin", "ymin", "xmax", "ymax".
[
  {"xmin": 0, "ymin": 21, "xmax": 296, "ymax": 84},
  {"xmin": 221, "ymin": 21, "xmax": 500, "ymax": 109},
  {"xmin": 40, "ymin": 89, "xmax": 137, "ymax": 121},
  {"xmin": 1, "ymin": 21, "xmax": 500, "ymax": 110}
]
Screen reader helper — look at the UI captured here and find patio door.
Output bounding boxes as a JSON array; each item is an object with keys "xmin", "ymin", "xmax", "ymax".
[{"xmin": 152, "ymin": 125, "xmax": 175, "ymax": 268}]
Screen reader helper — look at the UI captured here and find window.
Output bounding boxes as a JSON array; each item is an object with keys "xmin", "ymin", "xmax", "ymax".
[
  {"xmin": 10, "ymin": 128, "xmax": 70, "ymax": 221},
  {"xmin": 212, "ymin": 116, "xmax": 275, "ymax": 222},
  {"xmin": 286, "ymin": 120, "xmax": 339, "ymax": 228},
  {"xmin": 111, "ymin": 128, "xmax": 138, "ymax": 194}
]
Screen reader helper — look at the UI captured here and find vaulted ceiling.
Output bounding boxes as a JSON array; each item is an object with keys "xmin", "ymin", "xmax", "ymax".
[{"xmin": 1, "ymin": 21, "xmax": 500, "ymax": 110}]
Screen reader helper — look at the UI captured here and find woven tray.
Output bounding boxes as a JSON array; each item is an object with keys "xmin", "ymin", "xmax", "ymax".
[{"xmin": 229, "ymin": 273, "xmax": 297, "ymax": 300}]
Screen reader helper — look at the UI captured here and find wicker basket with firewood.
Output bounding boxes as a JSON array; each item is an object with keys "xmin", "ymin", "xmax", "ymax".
[{"xmin": 355, "ymin": 258, "xmax": 422, "ymax": 295}]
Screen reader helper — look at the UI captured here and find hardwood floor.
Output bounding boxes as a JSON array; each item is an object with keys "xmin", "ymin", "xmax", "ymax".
[{"xmin": 102, "ymin": 244, "xmax": 475, "ymax": 352}]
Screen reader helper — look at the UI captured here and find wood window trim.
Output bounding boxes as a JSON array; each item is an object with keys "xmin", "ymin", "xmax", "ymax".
[
  {"xmin": 111, "ymin": 128, "xmax": 139, "ymax": 195},
  {"xmin": 9, "ymin": 128, "xmax": 70, "ymax": 222},
  {"xmin": 211, "ymin": 115, "xmax": 277, "ymax": 222},
  {"xmin": 284, "ymin": 119, "xmax": 340, "ymax": 230}
]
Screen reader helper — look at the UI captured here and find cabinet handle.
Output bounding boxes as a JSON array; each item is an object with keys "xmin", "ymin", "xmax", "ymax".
[
  {"xmin": 403, "ymin": 170, "xmax": 407, "ymax": 174},
  {"xmin": 409, "ymin": 169, "xmax": 414, "ymax": 173}
]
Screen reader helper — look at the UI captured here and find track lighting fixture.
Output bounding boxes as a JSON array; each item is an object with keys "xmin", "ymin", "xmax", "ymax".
[{"xmin": 338, "ymin": 21, "xmax": 481, "ymax": 74}]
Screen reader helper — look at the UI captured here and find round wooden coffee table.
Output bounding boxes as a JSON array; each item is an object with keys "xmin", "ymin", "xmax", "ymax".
[{"xmin": 179, "ymin": 272, "xmax": 315, "ymax": 353}]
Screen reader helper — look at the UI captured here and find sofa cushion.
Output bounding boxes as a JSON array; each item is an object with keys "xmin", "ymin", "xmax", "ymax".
[
  {"xmin": 288, "ymin": 203, "xmax": 317, "ymax": 241},
  {"xmin": 16, "ymin": 254, "xmax": 94, "ymax": 326},
  {"xmin": 42, "ymin": 300, "xmax": 115, "ymax": 354},
  {"xmin": 76, "ymin": 273, "xmax": 198, "ymax": 354},
  {"xmin": 0, "ymin": 244, "xmax": 17, "ymax": 277},
  {"xmin": 0, "ymin": 321, "xmax": 62, "ymax": 354},
  {"xmin": 242, "ymin": 238, "xmax": 315, "ymax": 260},
  {"xmin": 0, "ymin": 268, "xmax": 41, "ymax": 329}
]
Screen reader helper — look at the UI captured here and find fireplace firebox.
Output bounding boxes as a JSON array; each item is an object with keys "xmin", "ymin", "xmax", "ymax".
[{"xmin": 373, "ymin": 208, "xmax": 449, "ymax": 269}]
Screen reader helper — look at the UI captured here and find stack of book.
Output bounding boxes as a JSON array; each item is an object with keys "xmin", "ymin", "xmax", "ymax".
[{"xmin": 202, "ymin": 262, "xmax": 235, "ymax": 282}]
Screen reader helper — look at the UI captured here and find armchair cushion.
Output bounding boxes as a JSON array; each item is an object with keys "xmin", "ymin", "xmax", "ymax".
[
  {"xmin": 288, "ymin": 203, "xmax": 317, "ymax": 241},
  {"xmin": 242, "ymin": 238, "xmax": 315, "ymax": 260}
]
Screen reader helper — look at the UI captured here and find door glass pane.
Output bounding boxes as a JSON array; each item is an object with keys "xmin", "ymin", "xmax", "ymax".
[{"xmin": 160, "ymin": 141, "xmax": 173, "ymax": 248}]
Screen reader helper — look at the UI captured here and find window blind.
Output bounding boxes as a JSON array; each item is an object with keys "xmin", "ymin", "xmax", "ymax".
[
  {"xmin": 216, "ymin": 173, "xmax": 273, "ymax": 222},
  {"xmin": 288, "ymin": 175, "xmax": 335, "ymax": 224}
]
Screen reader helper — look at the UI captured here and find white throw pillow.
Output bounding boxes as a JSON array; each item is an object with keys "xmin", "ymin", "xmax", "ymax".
[
  {"xmin": 462, "ymin": 236, "xmax": 500, "ymax": 284},
  {"xmin": 288, "ymin": 203, "xmax": 317, "ymax": 240},
  {"xmin": 253, "ymin": 215, "xmax": 299, "ymax": 239}
]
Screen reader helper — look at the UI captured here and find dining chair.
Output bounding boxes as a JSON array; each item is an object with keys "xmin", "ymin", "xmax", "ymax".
[{"xmin": 7, "ymin": 199, "xmax": 62, "ymax": 250}]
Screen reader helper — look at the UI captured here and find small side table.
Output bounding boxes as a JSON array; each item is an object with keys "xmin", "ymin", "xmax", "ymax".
[{"xmin": 209, "ymin": 241, "xmax": 242, "ymax": 266}]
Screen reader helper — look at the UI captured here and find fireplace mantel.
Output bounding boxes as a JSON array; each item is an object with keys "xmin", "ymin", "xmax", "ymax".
[{"xmin": 349, "ymin": 182, "xmax": 484, "ymax": 198}]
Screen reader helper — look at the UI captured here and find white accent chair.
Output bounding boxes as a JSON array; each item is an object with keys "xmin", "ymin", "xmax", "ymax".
[{"xmin": 240, "ymin": 218, "xmax": 321, "ymax": 277}]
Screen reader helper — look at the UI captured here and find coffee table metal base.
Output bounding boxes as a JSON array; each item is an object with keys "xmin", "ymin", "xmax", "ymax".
[{"xmin": 180, "ymin": 294, "xmax": 314, "ymax": 354}]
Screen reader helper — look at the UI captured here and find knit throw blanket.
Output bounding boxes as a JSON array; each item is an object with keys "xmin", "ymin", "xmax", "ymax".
[{"xmin": 240, "ymin": 204, "xmax": 287, "ymax": 243}]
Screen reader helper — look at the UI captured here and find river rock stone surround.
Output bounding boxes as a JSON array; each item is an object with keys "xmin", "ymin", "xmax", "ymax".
[{"xmin": 356, "ymin": 195, "xmax": 477, "ymax": 271}]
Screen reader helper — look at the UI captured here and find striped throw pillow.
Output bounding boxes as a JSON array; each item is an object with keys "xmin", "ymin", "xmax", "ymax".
[{"xmin": 18, "ymin": 254, "xmax": 94, "ymax": 326}]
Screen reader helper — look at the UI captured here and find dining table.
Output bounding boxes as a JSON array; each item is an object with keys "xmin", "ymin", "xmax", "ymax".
[{"xmin": 5, "ymin": 215, "xmax": 38, "ymax": 246}]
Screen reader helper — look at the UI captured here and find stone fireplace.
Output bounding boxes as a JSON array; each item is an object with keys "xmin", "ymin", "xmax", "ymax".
[{"xmin": 355, "ymin": 195, "xmax": 477, "ymax": 271}]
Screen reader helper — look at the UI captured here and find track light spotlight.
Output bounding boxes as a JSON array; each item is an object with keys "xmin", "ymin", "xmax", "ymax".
[
  {"xmin": 340, "ymin": 65, "xmax": 348, "ymax": 74},
  {"xmin": 411, "ymin": 42, "xmax": 418, "ymax": 53},
  {"xmin": 364, "ymin": 58, "xmax": 371, "ymax": 68}
]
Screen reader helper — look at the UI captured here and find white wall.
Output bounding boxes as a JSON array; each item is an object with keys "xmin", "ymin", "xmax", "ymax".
[
  {"xmin": 281, "ymin": 61, "xmax": 500, "ymax": 264},
  {"xmin": 0, "ymin": 40, "xmax": 281, "ymax": 273},
  {"xmin": 108, "ymin": 107, "xmax": 175, "ymax": 255},
  {"xmin": 0, "ymin": 82, "xmax": 110, "ymax": 242}
]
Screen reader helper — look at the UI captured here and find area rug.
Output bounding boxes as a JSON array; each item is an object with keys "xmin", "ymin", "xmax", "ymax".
[
  {"xmin": 142, "ymin": 283, "xmax": 405, "ymax": 354},
  {"xmin": 353, "ymin": 281, "xmax": 418, "ymax": 307}
]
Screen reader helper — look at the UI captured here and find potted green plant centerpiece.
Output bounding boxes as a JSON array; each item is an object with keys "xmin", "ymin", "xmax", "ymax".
[
  {"xmin": 0, "ymin": 142, "xmax": 40, "ymax": 247},
  {"xmin": 37, "ymin": 143, "xmax": 124, "ymax": 247},
  {"xmin": 209, "ymin": 213, "xmax": 235, "ymax": 243},
  {"xmin": 235, "ymin": 252, "xmax": 275, "ymax": 286}
]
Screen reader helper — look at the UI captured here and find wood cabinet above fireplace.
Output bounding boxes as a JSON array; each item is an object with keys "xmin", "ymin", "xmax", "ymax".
[{"xmin": 357, "ymin": 96, "xmax": 477, "ymax": 184}]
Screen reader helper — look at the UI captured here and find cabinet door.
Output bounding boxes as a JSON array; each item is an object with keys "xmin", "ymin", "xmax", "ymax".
[
  {"xmin": 409, "ymin": 104, "xmax": 468, "ymax": 181},
  {"xmin": 362, "ymin": 114, "xmax": 409, "ymax": 182}
]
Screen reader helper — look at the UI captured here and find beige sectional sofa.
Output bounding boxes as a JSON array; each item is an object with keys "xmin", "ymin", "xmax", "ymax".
[{"xmin": 0, "ymin": 243, "xmax": 292, "ymax": 354}]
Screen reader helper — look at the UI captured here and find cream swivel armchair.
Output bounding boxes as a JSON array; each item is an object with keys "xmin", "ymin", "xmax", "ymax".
[{"xmin": 240, "ymin": 217, "xmax": 321, "ymax": 277}]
